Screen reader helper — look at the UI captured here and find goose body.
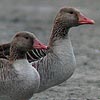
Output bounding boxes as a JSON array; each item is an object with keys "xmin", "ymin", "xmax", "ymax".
[
  {"xmin": 34, "ymin": 31, "xmax": 76, "ymax": 92},
  {"xmin": 0, "ymin": 58, "xmax": 40, "ymax": 100}
]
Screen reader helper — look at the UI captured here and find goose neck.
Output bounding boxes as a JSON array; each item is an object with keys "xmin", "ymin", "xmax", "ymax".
[
  {"xmin": 9, "ymin": 45, "xmax": 26, "ymax": 62},
  {"xmin": 49, "ymin": 22, "xmax": 70, "ymax": 47}
]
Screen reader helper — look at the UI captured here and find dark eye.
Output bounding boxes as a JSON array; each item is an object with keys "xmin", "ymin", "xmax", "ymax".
[
  {"xmin": 25, "ymin": 37, "xmax": 29, "ymax": 39},
  {"xmin": 69, "ymin": 11, "xmax": 74, "ymax": 14},
  {"xmin": 16, "ymin": 34, "xmax": 19, "ymax": 37}
]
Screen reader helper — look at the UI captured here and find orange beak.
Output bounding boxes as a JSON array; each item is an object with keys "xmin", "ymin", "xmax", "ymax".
[
  {"xmin": 33, "ymin": 39, "xmax": 47, "ymax": 49},
  {"xmin": 78, "ymin": 13, "xmax": 95, "ymax": 24}
]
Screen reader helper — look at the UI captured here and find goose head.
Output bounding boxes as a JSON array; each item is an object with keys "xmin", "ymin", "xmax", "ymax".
[
  {"xmin": 10, "ymin": 31, "xmax": 47, "ymax": 53},
  {"xmin": 54, "ymin": 7, "xmax": 95, "ymax": 28}
]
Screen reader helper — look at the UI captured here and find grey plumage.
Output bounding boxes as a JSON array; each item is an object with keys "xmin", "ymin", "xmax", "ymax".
[
  {"xmin": 0, "ymin": 32, "xmax": 41, "ymax": 100},
  {"xmin": 32, "ymin": 7, "xmax": 94, "ymax": 93}
]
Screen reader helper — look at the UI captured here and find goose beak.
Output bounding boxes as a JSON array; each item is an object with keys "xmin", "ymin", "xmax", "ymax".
[
  {"xmin": 33, "ymin": 39, "xmax": 47, "ymax": 49},
  {"xmin": 78, "ymin": 13, "xmax": 95, "ymax": 24}
]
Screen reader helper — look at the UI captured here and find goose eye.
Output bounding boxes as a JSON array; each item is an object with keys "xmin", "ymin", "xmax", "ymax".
[
  {"xmin": 69, "ymin": 11, "xmax": 74, "ymax": 14},
  {"xmin": 25, "ymin": 37, "xmax": 29, "ymax": 39},
  {"xmin": 16, "ymin": 34, "xmax": 19, "ymax": 37}
]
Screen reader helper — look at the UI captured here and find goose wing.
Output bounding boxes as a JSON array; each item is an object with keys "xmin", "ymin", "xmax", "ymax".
[{"xmin": 0, "ymin": 59, "xmax": 16, "ymax": 81}]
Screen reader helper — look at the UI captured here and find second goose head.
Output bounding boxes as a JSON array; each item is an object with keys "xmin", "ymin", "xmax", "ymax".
[{"xmin": 9, "ymin": 31, "xmax": 47, "ymax": 61}]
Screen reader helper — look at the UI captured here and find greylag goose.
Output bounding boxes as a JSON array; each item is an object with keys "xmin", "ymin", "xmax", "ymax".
[
  {"xmin": 0, "ymin": 31, "xmax": 47, "ymax": 100},
  {"xmin": 0, "ymin": 7, "xmax": 95, "ymax": 93},
  {"xmin": 32, "ymin": 7, "xmax": 94, "ymax": 92}
]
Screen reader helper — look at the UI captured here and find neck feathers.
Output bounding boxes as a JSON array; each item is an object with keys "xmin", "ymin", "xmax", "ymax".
[
  {"xmin": 49, "ymin": 22, "xmax": 69, "ymax": 46},
  {"xmin": 9, "ymin": 45, "xmax": 26, "ymax": 62}
]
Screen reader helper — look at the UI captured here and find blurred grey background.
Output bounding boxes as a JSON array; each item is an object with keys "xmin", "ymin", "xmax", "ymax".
[{"xmin": 0, "ymin": 0, "xmax": 100, "ymax": 100}]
